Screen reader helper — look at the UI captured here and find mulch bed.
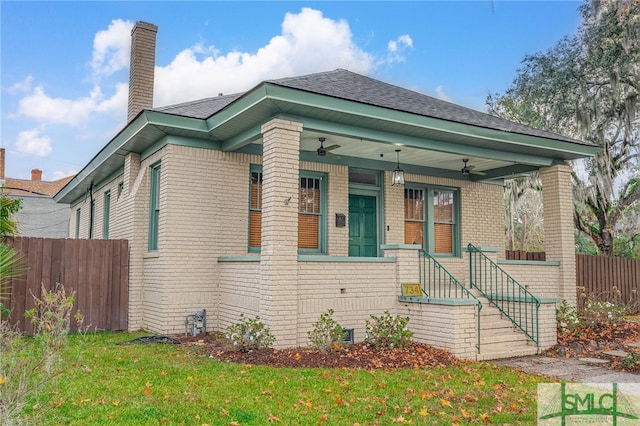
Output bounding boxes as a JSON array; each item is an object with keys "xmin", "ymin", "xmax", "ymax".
[
  {"xmin": 174, "ymin": 320, "xmax": 640, "ymax": 372},
  {"xmin": 178, "ymin": 333, "xmax": 460, "ymax": 370}
]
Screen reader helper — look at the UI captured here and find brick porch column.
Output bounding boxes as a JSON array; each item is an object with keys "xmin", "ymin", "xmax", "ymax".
[
  {"xmin": 540, "ymin": 163, "xmax": 576, "ymax": 305},
  {"xmin": 259, "ymin": 118, "xmax": 302, "ymax": 348}
]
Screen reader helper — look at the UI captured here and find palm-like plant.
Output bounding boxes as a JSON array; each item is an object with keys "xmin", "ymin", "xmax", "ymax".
[{"xmin": 0, "ymin": 195, "xmax": 24, "ymax": 304}]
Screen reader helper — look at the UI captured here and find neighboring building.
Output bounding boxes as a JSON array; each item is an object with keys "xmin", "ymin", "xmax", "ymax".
[
  {"xmin": 55, "ymin": 22, "xmax": 598, "ymax": 360},
  {"xmin": 1, "ymin": 149, "xmax": 73, "ymax": 238}
]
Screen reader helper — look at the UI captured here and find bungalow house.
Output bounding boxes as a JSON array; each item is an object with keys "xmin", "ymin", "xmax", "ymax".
[{"xmin": 55, "ymin": 22, "xmax": 598, "ymax": 360}]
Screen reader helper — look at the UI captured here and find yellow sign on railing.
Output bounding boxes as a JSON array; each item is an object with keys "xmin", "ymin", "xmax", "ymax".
[{"xmin": 401, "ymin": 283, "xmax": 423, "ymax": 297}]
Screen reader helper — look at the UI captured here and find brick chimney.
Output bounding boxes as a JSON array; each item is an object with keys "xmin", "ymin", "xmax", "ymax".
[
  {"xmin": 127, "ymin": 21, "xmax": 158, "ymax": 123},
  {"xmin": 31, "ymin": 168, "xmax": 43, "ymax": 181}
]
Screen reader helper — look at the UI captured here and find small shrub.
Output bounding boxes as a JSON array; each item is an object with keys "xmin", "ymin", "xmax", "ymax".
[
  {"xmin": 581, "ymin": 301, "xmax": 627, "ymax": 326},
  {"xmin": 576, "ymin": 286, "xmax": 627, "ymax": 327},
  {"xmin": 364, "ymin": 311, "xmax": 413, "ymax": 350},
  {"xmin": 556, "ymin": 300, "xmax": 583, "ymax": 332},
  {"xmin": 307, "ymin": 309, "xmax": 346, "ymax": 352},
  {"xmin": 225, "ymin": 314, "xmax": 275, "ymax": 352}
]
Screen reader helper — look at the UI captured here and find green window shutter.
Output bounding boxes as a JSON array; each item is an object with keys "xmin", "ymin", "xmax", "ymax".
[{"xmin": 148, "ymin": 163, "xmax": 161, "ymax": 251}]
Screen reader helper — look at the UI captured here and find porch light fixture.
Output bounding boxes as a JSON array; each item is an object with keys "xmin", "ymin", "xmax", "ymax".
[{"xmin": 392, "ymin": 149, "xmax": 405, "ymax": 186}]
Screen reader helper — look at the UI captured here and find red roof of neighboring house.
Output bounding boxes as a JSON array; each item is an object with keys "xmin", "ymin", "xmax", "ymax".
[{"xmin": 3, "ymin": 175, "xmax": 75, "ymax": 197}]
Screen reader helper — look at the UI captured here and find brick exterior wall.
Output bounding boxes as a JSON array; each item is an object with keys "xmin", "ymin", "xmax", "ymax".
[
  {"xmin": 540, "ymin": 164, "xmax": 577, "ymax": 305},
  {"xmin": 67, "ymin": 128, "xmax": 569, "ymax": 357},
  {"xmin": 259, "ymin": 119, "xmax": 302, "ymax": 347}
]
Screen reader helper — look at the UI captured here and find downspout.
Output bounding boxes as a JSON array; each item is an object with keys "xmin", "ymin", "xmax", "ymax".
[{"xmin": 88, "ymin": 183, "xmax": 95, "ymax": 239}]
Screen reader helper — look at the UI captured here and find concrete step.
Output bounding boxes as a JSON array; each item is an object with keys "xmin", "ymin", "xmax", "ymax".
[
  {"xmin": 475, "ymin": 293, "xmax": 538, "ymax": 361},
  {"xmin": 477, "ymin": 345, "xmax": 538, "ymax": 361}
]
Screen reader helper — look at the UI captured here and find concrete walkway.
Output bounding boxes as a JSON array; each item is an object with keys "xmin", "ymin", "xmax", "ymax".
[{"xmin": 492, "ymin": 355, "xmax": 640, "ymax": 396}]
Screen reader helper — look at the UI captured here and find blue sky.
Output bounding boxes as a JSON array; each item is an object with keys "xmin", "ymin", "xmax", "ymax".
[{"xmin": 1, "ymin": 1, "xmax": 582, "ymax": 181}]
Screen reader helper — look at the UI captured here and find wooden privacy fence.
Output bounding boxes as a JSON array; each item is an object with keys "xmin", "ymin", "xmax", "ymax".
[
  {"xmin": 505, "ymin": 250, "xmax": 546, "ymax": 261},
  {"xmin": 576, "ymin": 254, "xmax": 640, "ymax": 311},
  {"xmin": 3, "ymin": 237, "xmax": 129, "ymax": 334},
  {"xmin": 506, "ymin": 251, "xmax": 640, "ymax": 311}
]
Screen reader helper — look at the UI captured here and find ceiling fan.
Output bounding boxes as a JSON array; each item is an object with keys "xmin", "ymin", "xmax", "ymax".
[
  {"xmin": 317, "ymin": 137, "xmax": 341, "ymax": 158},
  {"xmin": 461, "ymin": 158, "xmax": 486, "ymax": 176}
]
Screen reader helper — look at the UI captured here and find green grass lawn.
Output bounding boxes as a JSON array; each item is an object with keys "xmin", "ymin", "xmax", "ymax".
[{"xmin": 25, "ymin": 332, "xmax": 552, "ymax": 425}]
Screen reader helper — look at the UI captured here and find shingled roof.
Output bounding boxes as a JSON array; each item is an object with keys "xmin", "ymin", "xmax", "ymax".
[
  {"xmin": 152, "ymin": 68, "xmax": 586, "ymax": 146},
  {"xmin": 4, "ymin": 175, "xmax": 75, "ymax": 197}
]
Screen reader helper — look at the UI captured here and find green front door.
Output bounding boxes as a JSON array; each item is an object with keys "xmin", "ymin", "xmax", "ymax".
[{"xmin": 349, "ymin": 194, "xmax": 377, "ymax": 257}]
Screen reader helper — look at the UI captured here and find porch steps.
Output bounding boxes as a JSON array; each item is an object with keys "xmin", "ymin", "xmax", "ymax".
[{"xmin": 474, "ymin": 293, "xmax": 538, "ymax": 361}]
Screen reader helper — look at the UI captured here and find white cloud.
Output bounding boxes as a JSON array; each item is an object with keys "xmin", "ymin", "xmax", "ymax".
[
  {"xmin": 435, "ymin": 85, "xmax": 451, "ymax": 102},
  {"xmin": 16, "ymin": 129, "xmax": 52, "ymax": 157},
  {"xmin": 4, "ymin": 75, "xmax": 33, "ymax": 94},
  {"xmin": 16, "ymin": 84, "xmax": 127, "ymax": 126},
  {"xmin": 154, "ymin": 8, "xmax": 374, "ymax": 105},
  {"xmin": 14, "ymin": 8, "xmax": 391, "ymax": 130},
  {"xmin": 385, "ymin": 34, "xmax": 413, "ymax": 64},
  {"xmin": 51, "ymin": 169, "xmax": 78, "ymax": 180},
  {"xmin": 90, "ymin": 19, "xmax": 134, "ymax": 79}
]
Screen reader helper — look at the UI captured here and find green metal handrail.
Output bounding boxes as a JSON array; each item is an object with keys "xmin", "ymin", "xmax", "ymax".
[
  {"xmin": 467, "ymin": 243, "xmax": 540, "ymax": 346},
  {"xmin": 419, "ymin": 251, "xmax": 482, "ymax": 353}
]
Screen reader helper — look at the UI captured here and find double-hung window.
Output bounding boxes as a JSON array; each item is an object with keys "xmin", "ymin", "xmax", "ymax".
[
  {"xmin": 298, "ymin": 173, "xmax": 325, "ymax": 252},
  {"xmin": 404, "ymin": 185, "xmax": 459, "ymax": 256},
  {"xmin": 148, "ymin": 162, "xmax": 161, "ymax": 251},
  {"xmin": 248, "ymin": 166, "xmax": 326, "ymax": 253},
  {"xmin": 248, "ymin": 167, "xmax": 263, "ymax": 249}
]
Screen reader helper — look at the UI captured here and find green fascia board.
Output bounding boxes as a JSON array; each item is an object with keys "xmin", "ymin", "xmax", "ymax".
[
  {"xmin": 55, "ymin": 111, "xmax": 211, "ymax": 203},
  {"xmin": 54, "ymin": 114, "xmax": 146, "ymax": 203},
  {"xmin": 262, "ymin": 85, "xmax": 598, "ymax": 158},
  {"xmin": 140, "ymin": 135, "xmax": 222, "ymax": 161},
  {"xmin": 205, "ymin": 86, "xmax": 270, "ymax": 136},
  {"xmin": 145, "ymin": 110, "xmax": 209, "ymax": 133}
]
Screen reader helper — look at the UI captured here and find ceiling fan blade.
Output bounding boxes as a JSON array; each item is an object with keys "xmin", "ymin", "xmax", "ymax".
[
  {"xmin": 327, "ymin": 151, "xmax": 341, "ymax": 159},
  {"xmin": 325, "ymin": 144, "xmax": 340, "ymax": 151},
  {"xmin": 470, "ymin": 169, "xmax": 486, "ymax": 176}
]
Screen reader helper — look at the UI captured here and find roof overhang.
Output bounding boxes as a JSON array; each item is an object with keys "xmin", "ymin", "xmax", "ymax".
[{"xmin": 55, "ymin": 82, "xmax": 599, "ymax": 204}]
